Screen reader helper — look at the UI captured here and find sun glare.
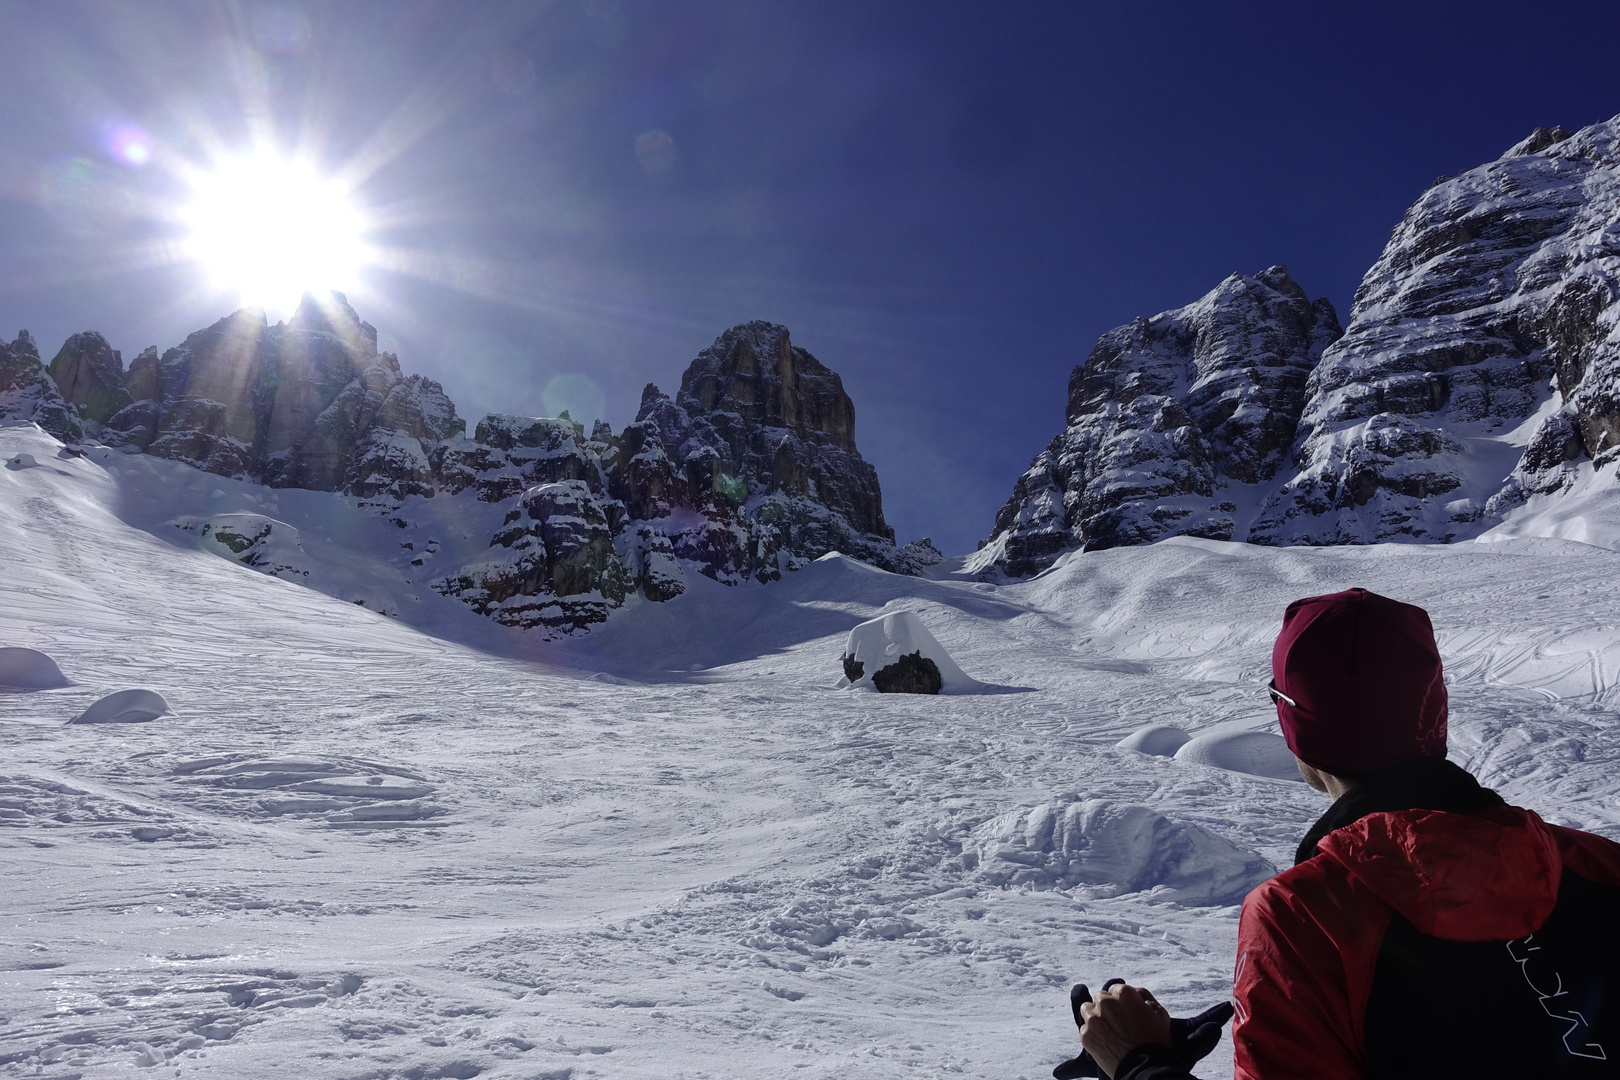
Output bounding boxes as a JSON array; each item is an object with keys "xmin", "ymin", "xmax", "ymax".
[{"xmin": 182, "ymin": 151, "xmax": 366, "ymax": 313}]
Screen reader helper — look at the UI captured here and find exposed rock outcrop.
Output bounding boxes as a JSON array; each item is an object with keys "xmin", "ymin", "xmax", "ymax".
[
  {"xmin": 428, "ymin": 322, "xmax": 928, "ymax": 631},
  {"xmin": 972, "ymin": 267, "xmax": 1341, "ymax": 576},
  {"xmin": 616, "ymin": 322, "xmax": 912, "ymax": 583},
  {"xmin": 976, "ymin": 114, "xmax": 1620, "ymax": 576},
  {"xmin": 80, "ymin": 294, "xmax": 466, "ymax": 501},
  {"xmin": 48, "ymin": 332, "xmax": 130, "ymax": 425},
  {"xmin": 1251, "ymin": 115, "xmax": 1620, "ymax": 543},
  {"xmin": 15, "ymin": 299, "xmax": 925, "ymax": 634},
  {"xmin": 0, "ymin": 331, "xmax": 83, "ymax": 442}
]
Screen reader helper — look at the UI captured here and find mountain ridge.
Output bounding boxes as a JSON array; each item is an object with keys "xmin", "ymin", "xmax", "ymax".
[
  {"xmin": 1, "ymin": 301, "xmax": 937, "ymax": 635},
  {"xmin": 974, "ymin": 112, "xmax": 1620, "ymax": 577}
]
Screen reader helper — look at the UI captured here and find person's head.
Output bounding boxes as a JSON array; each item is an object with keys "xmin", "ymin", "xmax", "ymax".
[{"xmin": 1269, "ymin": 587, "xmax": 1447, "ymax": 788}]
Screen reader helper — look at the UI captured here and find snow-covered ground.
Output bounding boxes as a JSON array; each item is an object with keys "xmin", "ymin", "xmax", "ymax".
[{"xmin": 3, "ymin": 423, "xmax": 1619, "ymax": 1079}]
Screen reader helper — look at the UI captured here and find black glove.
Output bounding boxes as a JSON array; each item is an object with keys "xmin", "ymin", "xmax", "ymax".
[
  {"xmin": 1167, "ymin": 1000, "xmax": 1235, "ymax": 1066},
  {"xmin": 1053, "ymin": 980, "xmax": 1234, "ymax": 1079}
]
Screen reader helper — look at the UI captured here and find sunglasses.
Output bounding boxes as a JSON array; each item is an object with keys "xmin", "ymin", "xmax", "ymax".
[{"xmin": 1267, "ymin": 680, "xmax": 1298, "ymax": 708}]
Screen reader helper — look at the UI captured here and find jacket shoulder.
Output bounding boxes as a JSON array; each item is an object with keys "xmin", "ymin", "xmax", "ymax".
[
  {"xmin": 1549, "ymin": 822, "xmax": 1620, "ymax": 885},
  {"xmin": 1233, "ymin": 857, "xmax": 1389, "ymax": 1080}
]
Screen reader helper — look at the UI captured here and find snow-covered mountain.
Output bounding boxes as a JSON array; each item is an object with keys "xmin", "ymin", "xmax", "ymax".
[
  {"xmin": 975, "ymin": 115, "xmax": 1620, "ymax": 577},
  {"xmin": 1, "ymin": 302, "xmax": 935, "ymax": 635},
  {"xmin": 971, "ymin": 267, "xmax": 1340, "ymax": 576}
]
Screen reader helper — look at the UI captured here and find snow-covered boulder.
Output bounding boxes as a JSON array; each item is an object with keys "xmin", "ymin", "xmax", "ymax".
[
  {"xmin": 1174, "ymin": 729, "xmax": 1301, "ymax": 781},
  {"xmin": 1117, "ymin": 724, "xmax": 1191, "ymax": 757},
  {"xmin": 966, "ymin": 798, "xmax": 1274, "ymax": 905},
  {"xmin": 172, "ymin": 513, "xmax": 313, "ymax": 579},
  {"xmin": 0, "ymin": 647, "xmax": 71, "ymax": 689},
  {"xmin": 839, "ymin": 610, "xmax": 975, "ymax": 694},
  {"xmin": 71, "ymin": 688, "xmax": 170, "ymax": 724}
]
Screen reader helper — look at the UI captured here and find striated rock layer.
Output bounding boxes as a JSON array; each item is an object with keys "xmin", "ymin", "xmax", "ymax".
[
  {"xmin": 2, "ymin": 302, "xmax": 931, "ymax": 634},
  {"xmin": 973, "ymin": 267, "xmax": 1341, "ymax": 576},
  {"xmin": 976, "ymin": 113, "xmax": 1620, "ymax": 577},
  {"xmin": 1252, "ymin": 118, "xmax": 1620, "ymax": 543}
]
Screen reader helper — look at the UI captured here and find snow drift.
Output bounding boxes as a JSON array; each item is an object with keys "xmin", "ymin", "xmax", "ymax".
[
  {"xmin": 966, "ymin": 799, "xmax": 1275, "ymax": 905},
  {"xmin": 0, "ymin": 646, "xmax": 70, "ymax": 689}
]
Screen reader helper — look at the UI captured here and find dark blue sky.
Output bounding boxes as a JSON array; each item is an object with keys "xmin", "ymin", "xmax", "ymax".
[{"xmin": 2, "ymin": 1, "xmax": 1618, "ymax": 554}]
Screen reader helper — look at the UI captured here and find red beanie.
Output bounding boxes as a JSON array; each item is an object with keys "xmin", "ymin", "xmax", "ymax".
[{"xmin": 1271, "ymin": 587, "xmax": 1447, "ymax": 775}]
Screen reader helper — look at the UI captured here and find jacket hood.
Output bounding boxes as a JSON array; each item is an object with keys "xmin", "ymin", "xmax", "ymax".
[{"xmin": 1317, "ymin": 806, "xmax": 1562, "ymax": 941}]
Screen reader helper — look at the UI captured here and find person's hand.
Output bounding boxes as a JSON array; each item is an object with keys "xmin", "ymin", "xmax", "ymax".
[
  {"xmin": 1078, "ymin": 982, "xmax": 1172, "ymax": 1078},
  {"xmin": 1053, "ymin": 981, "xmax": 1232, "ymax": 1079}
]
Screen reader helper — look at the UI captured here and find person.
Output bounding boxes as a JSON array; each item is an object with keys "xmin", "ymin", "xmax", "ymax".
[{"xmin": 1068, "ymin": 587, "xmax": 1620, "ymax": 1080}]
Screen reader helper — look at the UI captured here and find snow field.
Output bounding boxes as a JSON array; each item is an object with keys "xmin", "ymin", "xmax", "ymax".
[{"xmin": 2, "ymin": 425, "xmax": 1619, "ymax": 1078}]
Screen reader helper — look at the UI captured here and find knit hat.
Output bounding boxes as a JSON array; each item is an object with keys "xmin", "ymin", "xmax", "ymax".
[{"xmin": 1271, "ymin": 587, "xmax": 1448, "ymax": 775}]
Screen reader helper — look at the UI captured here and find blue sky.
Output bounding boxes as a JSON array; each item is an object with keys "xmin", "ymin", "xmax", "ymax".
[{"xmin": 2, "ymin": 0, "xmax": 1617, "ymax": 554}]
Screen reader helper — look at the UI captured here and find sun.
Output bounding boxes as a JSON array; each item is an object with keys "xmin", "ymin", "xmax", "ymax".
[{"xmin": 181, "ymin": 150, "xmax": 367, "ymax": 313}]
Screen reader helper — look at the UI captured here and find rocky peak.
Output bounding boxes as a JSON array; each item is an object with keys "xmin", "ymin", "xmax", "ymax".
[
  {"xmin": 0, "ymin": 330, "xmax": 81, "ymax": 442},
  {"xmin": 976, "ymin": 114, "xmax": 1620, "ymax": 576},
  {"xmin": 973, "ymin": 267, "xmax": 1341, "ymax": 577},
  {"xmin": 1252, "ymin": 112, "xmax": 1620, "ymax": 544},
  {"xmin": 675, "ymin": 321, "xmax": 858, "ymax": 452},
  {"xmin": 285, "ymin": 291, "xmax": 378, "ymax": 355},
  {"xmin": 10, "ymin": 303, "xmax": 927, "ymax": 637},
  {"xmin": 48, "ymin": 331, "xmax": 131, "ymax": 425},
  {"xmin": 1506, "ymin": 125, "xmax": 1574, "ymax": 158},
  {"xmin": 438, "ymin": 321, "xmax": 928, "ymax": 633}
]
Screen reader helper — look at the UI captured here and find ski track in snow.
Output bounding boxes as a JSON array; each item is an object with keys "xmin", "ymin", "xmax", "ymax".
[{"xmin": 2, "ymin": 425, "xmax": 1619, "ymax": 1079}]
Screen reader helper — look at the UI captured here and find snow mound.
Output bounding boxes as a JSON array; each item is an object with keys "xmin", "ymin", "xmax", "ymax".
[
  {"xmin": 838, "ymin": 609, "xmax": 976, "ymax": 693},
  {"xmin": 1117, "ymin": 724, "xmax": 1191, "ymax": 757},
  {"xmin": 966, "ymin": 799, "xmax": 1274, "ymax": 905},
  {"xmin": 71, "ymin": 689, "xmax": 170, "ymax": 724},
  {"xmin": 0, "ymin": 647, "xmax": 70, "ymax": 689},
  {"xmin": 1174, "ymin": 730, "xmax": 1300, "ymax": 781}
]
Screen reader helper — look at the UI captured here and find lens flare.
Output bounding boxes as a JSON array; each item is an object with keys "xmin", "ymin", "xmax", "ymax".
[
  {"xmin": 543, "ymin": 373, "xmax": 606, "ymax": 429},
  {"xmin": 107, "ymin": 124, "xmax": 153, "ymax": 166},
  {"xmin": 634, "ymin": 130, "xmax": 677, "ymax": 174},
  {"xmin": 181, "ymin": 150, "xmax": 367, "ymax": 312}
]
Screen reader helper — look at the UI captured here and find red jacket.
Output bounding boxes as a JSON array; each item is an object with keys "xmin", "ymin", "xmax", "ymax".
[{"xmin": 1232, "ymin": 805, "xmax": 1620, "ymax": 1078}]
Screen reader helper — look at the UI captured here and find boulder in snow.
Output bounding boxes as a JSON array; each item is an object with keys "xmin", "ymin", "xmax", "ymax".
[
  {"xmin": 966, "ymin": 798, "xmax": 1274, "ymax": 905},
  {"xmin": 173, "ymin": 513, "xmax": 313, "ymax": 579},
  {"xmin": 839, "ymin": 610, "xmax": 975, "ymax": 693},
  {"xmin": 0, "ymin": 647, "xmax": 70, "ymax": 689},
  {"xmin": 1117, "ymin": 724, "xmax": 1191, "ymax": 757},
  {"xmin": 1174, "ymin": 729, "xmax": 1301, "ymax": 781},
  {"xmin": 71, "ymin": 688, "xmax": 170, "ymax": 724}
]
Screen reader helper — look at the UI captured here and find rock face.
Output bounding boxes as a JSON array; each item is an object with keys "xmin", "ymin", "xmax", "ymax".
[
  {"xmin": 48, "ymin": 332, "xmax": 130, "ymax": 425},
  {"xmin": 973, "ymin": 267, "xmax": 1341, "ymax": 576},
  {"xmin": 976, "ymin": 114, "xmax": 1620, "ymax": 576},
  {"xmin": 75, "ymin": 293, "xmax": 465, "ymax": 500},
  {"xmin": 0, "ymin": 331, "xmax": 82, "ymax": 442},
  {"xmin": 1250, "ymin": 118, "xmax": 1620, "ymax": 543},
  {"xmin": 431, "ymin": 323, "xmax": 933, "ymax": 633},
  {"xmin": 618, "ymin": 322, "xmax": 918, "ymax": 582},
  {"xmin": 10, "ymin": 301, "xmax": 925, "ymax": 636}
]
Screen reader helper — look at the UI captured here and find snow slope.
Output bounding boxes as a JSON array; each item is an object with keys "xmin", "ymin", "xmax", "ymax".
[{"xmin": 3, "ymin": 424, "xmax": 1619, "ymax": 1079}]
